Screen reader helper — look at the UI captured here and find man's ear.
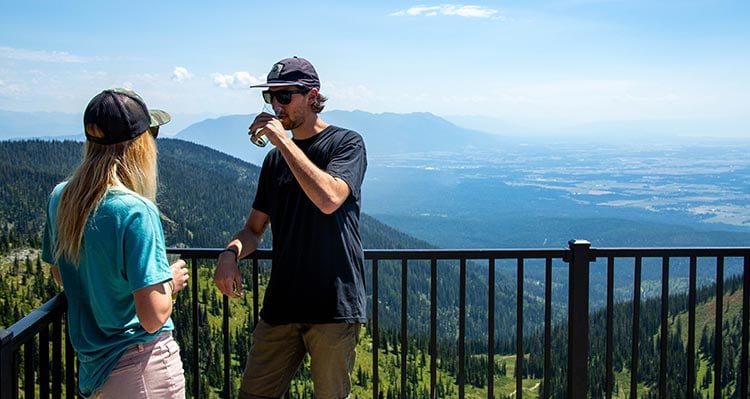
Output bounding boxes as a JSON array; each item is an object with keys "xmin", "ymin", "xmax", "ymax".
[{"xmin": 307, "ymin": 87, "xmax": 319, "ymax": 105}]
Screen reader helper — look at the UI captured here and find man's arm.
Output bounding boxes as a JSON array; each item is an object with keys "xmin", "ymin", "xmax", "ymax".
[
  {"xmin": 275, "ymin": 137, "xmax": 351, "ymax": 215},
  {"xmin": 213, "ymin": 208, "xmax": 270, "ymax": 298}
]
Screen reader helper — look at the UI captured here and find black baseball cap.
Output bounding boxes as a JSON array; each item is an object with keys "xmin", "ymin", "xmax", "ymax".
[
  {"xmin": 250, "ymin": 56, "xmax": 320, "ymax": 89},
  {"xmin": 83, "ymin": 88, "xmax": 171, "ymax": 145}
]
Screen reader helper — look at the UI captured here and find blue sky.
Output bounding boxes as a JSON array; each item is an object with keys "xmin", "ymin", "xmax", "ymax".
[{"xmin": 1, "ymin": 1, "xmax": 748, "ymax": 136}]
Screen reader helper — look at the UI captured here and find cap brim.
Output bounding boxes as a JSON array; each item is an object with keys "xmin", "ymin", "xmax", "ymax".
[{"xmin": 149, "ymin": 109, "xmax": 171, "ymax": 127}]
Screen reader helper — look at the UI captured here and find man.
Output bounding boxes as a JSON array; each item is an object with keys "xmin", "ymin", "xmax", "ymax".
[{"xmin": 213, "ymin": 56, "xmax": 367, "ymax": 399}]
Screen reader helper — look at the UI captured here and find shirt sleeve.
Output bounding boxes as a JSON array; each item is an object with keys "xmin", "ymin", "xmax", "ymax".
[
  {"xmin": 41, "ymin": 200, "xmax": 56, "ymax": 265},
  {"xmin": 41, "ymin": 183, "xmax": 66, "ymax": 265},
  {"xmin": 121, "ymin": 201, "xmax": 172, "ymax": 293},
  {"xmin": 326, "ymin": 131, "xmax": 367, "ymax": 201},
  {"xmin": 252, "ymin": 152, "xmax": 274, "ymax": 214}
]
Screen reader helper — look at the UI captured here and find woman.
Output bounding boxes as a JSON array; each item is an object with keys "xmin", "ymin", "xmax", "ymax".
[{"xmin": 42, "ymin": 88, "xmax": 189, "ymax": 398}]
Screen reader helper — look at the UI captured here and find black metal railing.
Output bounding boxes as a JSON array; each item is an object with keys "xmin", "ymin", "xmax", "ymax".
[
  {"xmin": 0, "ymin": 294, "xmax": 76, "ymax": 398},
  {"xmin": 2, "ymin": 240, "xmax": 749, "ymax": 398}
]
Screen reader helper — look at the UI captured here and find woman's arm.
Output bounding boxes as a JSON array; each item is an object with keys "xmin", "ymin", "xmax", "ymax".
[
  {"xmin": 51, "ymin": 265, "xmax": 62, "ymax": 286},
  {"xmin": 133, "ymin": 282, "xmax": 173, "ymax": 333},
  {"xmin": 133, "ymin": 259, "xmax": 189, "ymax": 334}
]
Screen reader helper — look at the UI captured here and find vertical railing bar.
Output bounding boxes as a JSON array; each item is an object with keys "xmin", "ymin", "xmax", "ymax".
[
  {"xmin": 567, "ymin": 240, "xmax": 592, "ymax": 398},
  {"xmin": 713, "ymin": 256, "xmax": 724, "ymax": 399},
  {"xmin": 401, "ymin": 258, "xmax": 408, "ymax": 399},
  {"xmin": 741, "ymin": 256, "xmax": 749, "ymax": 398},
  {"xmin": 40, "ymin": 326, "xmax": 50, "ymax": 398},
  {"xmin": 516, "ymin": 257, "xmax": 524, "ymax": 399},
  {"xmin": 222, "ymin": 291, "xmax": 231, "ymax": 398},
  {"xmin": 252, "ymin": 258, "xmax": 260, "ymax": 326},
  {"xmin": 430, "ymin": 257, "xmax": 437, "ymax": 399},
  {"xmin": 0, "ymin": 330, "xmax": 15, "ymax": 399},
  {"xmin": 372, "ymin": 258, "xmax": 380, "ymax": 399},
  {"xmin": 458, "ymin": 257, "xmax": 466, "ymax": 399},
  {"xmin": 543, "ymin": 257, "xmax": 552, "ymax": 399},
  {"xmin": 190, "ymin": 256, "xmax": 199, "ymax": 398},
  {"xmin": 659, "ymin": 256, "xmax": 669, "ymax": 399},
  {"xmin": 24, "ymin": 337, "xmax": 34, "ymax": 398},
  {"xmin": 52, "ymin": 316, "xmax": 62, "ymax": 399},
  {"xmin": 65, "ymin": 322, "xmax": 76, "ymax": 398},
  {"xmin": 687, "ymin": 256, "xmax": 697, "ymax": 399},
  {"xmin": 487, "ymin": 257, "xmax": 495, "ymax": 399},
  {"xmin": 605, "ymin": 256, "xmax": 614, "ymax": 399},
  {"xmin": 629, "ymin": 257, "xmax": 642, "ymax": 399}
]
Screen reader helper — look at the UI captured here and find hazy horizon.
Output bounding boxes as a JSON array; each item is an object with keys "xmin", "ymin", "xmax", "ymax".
[
  {"xmin": 2, "ymin": 107, "xmax": 747, "ymax": 143},
  {"xmin": 1, "ymin": 1, "xmax": 748, "ymax": 139}
]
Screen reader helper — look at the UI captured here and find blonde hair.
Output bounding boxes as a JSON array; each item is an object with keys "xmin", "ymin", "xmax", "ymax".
[{"xmin": 55, "ymin": 125, "xmax": 158, "ymax": 263}]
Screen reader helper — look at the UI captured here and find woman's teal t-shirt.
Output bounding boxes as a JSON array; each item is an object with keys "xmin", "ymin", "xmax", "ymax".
[{"xmin": 42, "ymin": 182, "xmax": 173, "ymax": 397}]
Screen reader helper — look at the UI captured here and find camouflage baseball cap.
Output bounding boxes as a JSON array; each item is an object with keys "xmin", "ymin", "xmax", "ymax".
[{"xmin": 84, "ymin": 88, "xmax": 171, "ymax": 145}]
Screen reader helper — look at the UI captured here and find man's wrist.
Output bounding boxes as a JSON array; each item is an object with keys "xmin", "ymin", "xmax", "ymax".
[{"xmin": 221, "ymin": 247, "xmax": 239, "ymax": 262}]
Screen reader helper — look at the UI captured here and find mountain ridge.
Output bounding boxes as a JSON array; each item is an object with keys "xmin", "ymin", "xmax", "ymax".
[
  {"xmin": 0, "ymin": 109, "xmax": 514, "ymax": 163},
  {"xmin": 0, "ymin": 138, "xmax": 434, "ymax": 250},
  {"xmin": 173, "ymin": 109, "xmax": 508, "ymax": 166}
]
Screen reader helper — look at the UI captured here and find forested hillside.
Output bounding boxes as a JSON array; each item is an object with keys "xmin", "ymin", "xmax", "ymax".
[
  {"xmin": 0, "ymin": 138, "xmax": 545, "ymax": 398},
  {"xmin": 2, "ymin": 139, "xmax": 745, "ymax": 398},
  {"xmin": 0, "ymin": 138, "xmax": 436, "ymax": 251},
  {"xmin": 535, "ymin": 274, "xmax": 748, "ymax": 398},
  {"xmin": 0, "ymin": 138, "xmax": 542, "ymax": 340}
]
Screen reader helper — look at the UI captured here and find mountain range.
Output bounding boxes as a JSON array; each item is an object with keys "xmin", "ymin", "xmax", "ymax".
[
  {"xmin": 4, "ymin": 109, "xmax": 750, "ymax": 251},
  {"xmin": 0, "ymin": 109, "xmax": 81, "ymax": 140},
  {"xmin": 175, "ymin": 110, "xmax": 507, "ymax": 165},
  {"xmin": 0, "ymin": 108, "xmax": 507, "ymax": 166}
]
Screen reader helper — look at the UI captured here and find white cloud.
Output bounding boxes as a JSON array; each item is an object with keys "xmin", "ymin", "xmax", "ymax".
[
  {"xmin": 0, "ymin": 78, "xmax": 23, "ymax": 96},
  {"xmin": 391, "ymin": 4, "xmax": 500, "ymax": 19},
  {"xmin": 211, "ymin": 71, "xmax": 263, "ymax": 89},
  {"xmin": 172, "ymin": 66, "xmax": 193, "ymax": 83},
  {"xmin": 0, "ymin": 46, "xmax": 96, "ymax": 63}
]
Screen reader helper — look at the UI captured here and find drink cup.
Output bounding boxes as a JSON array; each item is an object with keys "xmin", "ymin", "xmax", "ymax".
[
  {"xmin": 250, "ymin": 103, "xmax": 276, "ymax": 147},
  {"xmin": 167, "ymin": 253, "xmax": 181, "ymax": 303}
]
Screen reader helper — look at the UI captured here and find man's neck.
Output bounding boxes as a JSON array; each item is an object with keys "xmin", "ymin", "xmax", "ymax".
[{"xmin": 291, "ymin": 115, "xmax": 330, "ymax": 140}]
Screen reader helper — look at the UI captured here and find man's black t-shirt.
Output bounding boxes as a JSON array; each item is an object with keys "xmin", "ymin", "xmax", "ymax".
[{"xmin": 253, "ymin": 125, "xmax": 368, "ymax": 324}]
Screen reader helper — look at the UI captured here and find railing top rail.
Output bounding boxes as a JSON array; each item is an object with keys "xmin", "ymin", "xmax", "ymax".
[
  {"xmin": 592, "ymin": 247, "xmax": 750, "ymax": 258},
  {"xmin": 365, "ymin": 248, "xmax": 569, "ymax": 259},
  {"xmin": 169, "ymin": 247, "xmax": 569, "ymax": 259},
  {"xmin": 168, "ymin": 246, "xmax": 750, "ymax": 262},
  {"xmin": 1, "ymin": 293, "xmax": 67, "ymax": 352}
]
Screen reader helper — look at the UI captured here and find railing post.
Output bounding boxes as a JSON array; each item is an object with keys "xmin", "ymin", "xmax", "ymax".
[
  {"xmin": 566, "ymin": 239, "xmax": 594, "ymax": 398},
  {"xmin": 1, "ymin": 328, "xmax": 15, "ymax": 399}
]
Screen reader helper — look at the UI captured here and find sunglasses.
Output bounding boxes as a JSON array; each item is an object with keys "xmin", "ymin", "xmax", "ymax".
[
  {"xmin": 262, "ymin": 88, "xmax": 310, "ymax": 105},
  {"xmin": 148, "ymin": 126, "xmax": 160, "ymax": 139}
]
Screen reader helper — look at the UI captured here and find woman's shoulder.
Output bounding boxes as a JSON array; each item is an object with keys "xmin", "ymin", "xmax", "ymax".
[
  {"xmin": 103, "ymin": 188, "xmax": 159, "ymax": 215},
  {"xmin": 50, "ymin": 181, "xmax": 68, "ymax": 197}
]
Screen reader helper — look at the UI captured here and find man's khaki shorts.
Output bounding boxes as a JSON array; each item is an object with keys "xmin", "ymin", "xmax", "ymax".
[{"xmin": 238, "ymin": 320, "xmax": 362, "ymax": 399}]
